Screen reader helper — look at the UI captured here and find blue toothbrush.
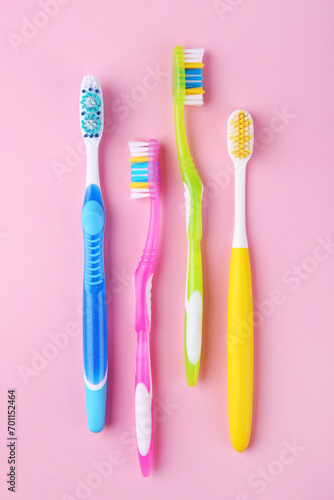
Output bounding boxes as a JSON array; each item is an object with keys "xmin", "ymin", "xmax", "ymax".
[{"xmin": 80, "ymin": 75, "xmax": 108, "ymax": 432}]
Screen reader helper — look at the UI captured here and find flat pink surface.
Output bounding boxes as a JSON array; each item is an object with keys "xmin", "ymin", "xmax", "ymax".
[{"xmin": 1, "ymin": 1, "xmax": 334, "ymax": 499}]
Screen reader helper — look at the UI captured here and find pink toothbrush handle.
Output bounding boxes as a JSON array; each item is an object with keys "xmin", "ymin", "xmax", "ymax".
[
  {"xmin": 134, "ymin": 259, "xmax": 154, "ymax": 477},
  {"xmin": 133, "ymin": 153, "xmax": 159, "ymax": 477}
]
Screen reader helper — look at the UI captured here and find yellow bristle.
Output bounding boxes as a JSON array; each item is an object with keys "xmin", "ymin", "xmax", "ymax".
[
  {"xmin": 184, "ymin": 63, "xmax": 204, "ymax": 69},
  {"xmin": 129, "ymin": 156, "xmax": 148, "ymax": 163},
  {"xmin": 229, "ymin": 110, "xmax": 253, "ymax": 160},
  {"xmin": 130, "ymin": 182, "xmax": 149, "ymax": 189},
  {"xmin": 185, "ymin": 88, "xmax": 204, "ymax": 95}
]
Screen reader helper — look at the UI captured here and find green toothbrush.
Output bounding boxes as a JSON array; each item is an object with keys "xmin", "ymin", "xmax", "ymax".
[{"xmin": 173, "ymin": 46, "xmax": 204, "ymax": 386}]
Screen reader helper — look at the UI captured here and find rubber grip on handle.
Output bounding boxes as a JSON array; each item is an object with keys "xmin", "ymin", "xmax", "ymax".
[
  {"xmin": 227, "ymin": 247, "xmax": 253, "ymax": 452},
  {"xmin": 82, "ymin": 184, "xmax": 108, "ymax": 433},
  {"xmin": 135, "ymin": 367, "xmax": 153, "ymax": 477},
  {"xmin": 134, "ymin": 272, "xmax": 153, "ymax": 476},
  {"xmin": 179, "ymin": 154, "xmax": 203, "ymax": 388},
  {"xmin": 184, "ymin": 238, "xmax": 203, "ymax": 387}
]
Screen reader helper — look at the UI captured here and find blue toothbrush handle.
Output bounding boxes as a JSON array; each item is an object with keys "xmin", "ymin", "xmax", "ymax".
[{"xmin": 82, "ymin": 184, "xmax": 108, "ymax": 433}]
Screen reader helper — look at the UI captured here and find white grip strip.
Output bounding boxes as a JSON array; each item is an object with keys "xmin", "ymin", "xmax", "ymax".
[
  {"xmin": 233, "ymin": 163, "xmax": 248, "ymax": 248},
  {"xmin": 183, "ymin": 182, "xmax": 202, "ymax": 365},
  {"xmin": 84, "ymin": 367, "xmax": 108, "ymax": 391},
  {"xmin": 134, "ymin": 275, "xmax": 153, "ymax": 456},
  {"xmin": 185, "ymin": 291, "xmax": 202, "ymax": 365},
  {"xmin": 135, "ymin": 383, "xmax": 152, "ymax": 456}
]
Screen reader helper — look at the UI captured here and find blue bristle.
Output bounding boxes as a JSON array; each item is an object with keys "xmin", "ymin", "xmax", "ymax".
[
  {"xmin": 185, "ymin": 75, "xmax": 203, "ymax": 81},
  {"xmin": 185, "ymin": 67, "xmax": 203, "ymax": 89},
  {"xmin": 131, "ymin": 160, "xmax": 148, "ymax": 182},
  {"xmin": 80, "ymin": 92, "xmax": 101, "ymax": 112},
  {"xmin": 185, "ymin": 68, "xmax": 202, "ymax": 76},
  {"xmin": 81, "ymin": 111, "xmax": 101, "ymax": 135},
  {"xmin": 131, "ymin": 175, "xmax": 148, "ymax": 182},
  {"xmin": 131, "ymin": 162, "xmax": 148, "ymax": 169},
  {"xmin": 185, "ymin": 81, "xmax": 202, "ymax": 88},
  {"xmin": 81, "ymin": 83, "xmax": 102, "ymax": 138}
]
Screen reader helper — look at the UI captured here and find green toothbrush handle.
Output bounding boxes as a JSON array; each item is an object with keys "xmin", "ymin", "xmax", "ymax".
[
  {"xmin": 182, "ymin": 169, "xmax": 203, "ymax": 386},
  {"xmin": 174, "ymin": 103, "xmax": 203, "ymax": 386},
  {"xmin": 184, "ymin": 237, "xmax": 203, "ymax": 386}
]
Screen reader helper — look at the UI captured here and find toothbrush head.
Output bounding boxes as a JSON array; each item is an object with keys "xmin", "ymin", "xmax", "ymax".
[
  {"xmin": 173, "ymin": 46, "xmax": 204, "ymax": 106},
  {"xmin": 227, "ymin": 110, "xmax": 254, "ymax": 162},
  {"xmin": 128, "ymin": 140, "xmax": 160, "ymax": 200},
  {"xmin": 80, "ymin": 75, "xmax": 103, "ymax": 141}
]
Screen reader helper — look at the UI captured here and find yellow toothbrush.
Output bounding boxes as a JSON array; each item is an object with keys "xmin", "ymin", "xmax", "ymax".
[{"xmin": 227, "ymin": 109, "xmax": 254, "ymax": 452}]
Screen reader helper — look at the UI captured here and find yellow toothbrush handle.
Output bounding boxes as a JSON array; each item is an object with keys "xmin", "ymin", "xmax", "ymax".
[{"xmin": 227, "ymin": 247, "xmax": 253, "ymax": 452}]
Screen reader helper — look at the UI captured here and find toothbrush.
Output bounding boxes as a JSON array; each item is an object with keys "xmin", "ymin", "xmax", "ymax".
[
  {"xmin": 80, "ymin": 75, "xmax": 108, "ymax": 433},
  {"xmin": 172, "ymin": 46, "xmax": 204, "ymax": 386},
  {"xmin": 227, "ymin": 109, "xmax": 254, "ymax": 452},
  {"xmin": 129, "ymin": 139, "xmax": 160, "ymax": 476}
]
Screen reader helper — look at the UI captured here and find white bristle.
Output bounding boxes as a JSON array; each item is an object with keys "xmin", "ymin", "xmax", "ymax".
[
  {"xmin": 130, "ymin": 150, "xmax": 148, "ymax": 157},
  {"xmin": 131, "ymin": 192, "xmax": 150, "ymax": 200},
  {"xmin": 81, "ymin": 74, "xmax": 102, "ymax": 91},
  {"xmin": 184, "ymin": 95, "xmax": 204, "ymax": 106},
  {"xmin": 183, "ymin": 48, "xmax": 204, "ymax": 106},
  {"xmin": 129, "ymin": 140, "xmax": 150, "ymax": 200},
  {"xmin": 129, "ymin": 140, "xmax": 149, "ymax": 145},
  {"xmin": 128, "ymin": 140, "xmax": 149, "ymax": 157},
  {"xmin": 184, "ymin": 48, "xmax": 204, "ymax": 63},
  {"xmin": 184, "ymin": 48, "xmax": 204, "ymax": 53},
  {"xmin": 131, "ymin": 189, "xmax": 149, "ymax": 194}
]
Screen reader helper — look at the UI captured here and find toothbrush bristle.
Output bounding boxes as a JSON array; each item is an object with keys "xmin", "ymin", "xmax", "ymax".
[
  {"xmin": 228, "ymin": 110, "xmax": 254, "ymax": 160},
  {"xmin": 173, "ymin": 47, "xmax": 204, "ymax": 106},
  {"xmin": 80, "ymin": 75, "xmax": 103, "ymax": 139},
  {"xmin": 129, "ymin": 141, "xmax": 149, "ymax": 199},
  {"xmin": 129, "ymin": 140, "xmax": 160, "ymax": 199}
]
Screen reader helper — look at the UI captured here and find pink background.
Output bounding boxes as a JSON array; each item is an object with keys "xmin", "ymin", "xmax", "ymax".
[{"xmin": 1, "ymin": 0, "xmax": 334, "ymax": 498}]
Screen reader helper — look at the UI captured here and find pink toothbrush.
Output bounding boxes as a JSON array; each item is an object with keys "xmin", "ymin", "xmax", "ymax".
[{"xmin": 129, "ymin": 139, "xmax": 160, "ymax": 476}]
